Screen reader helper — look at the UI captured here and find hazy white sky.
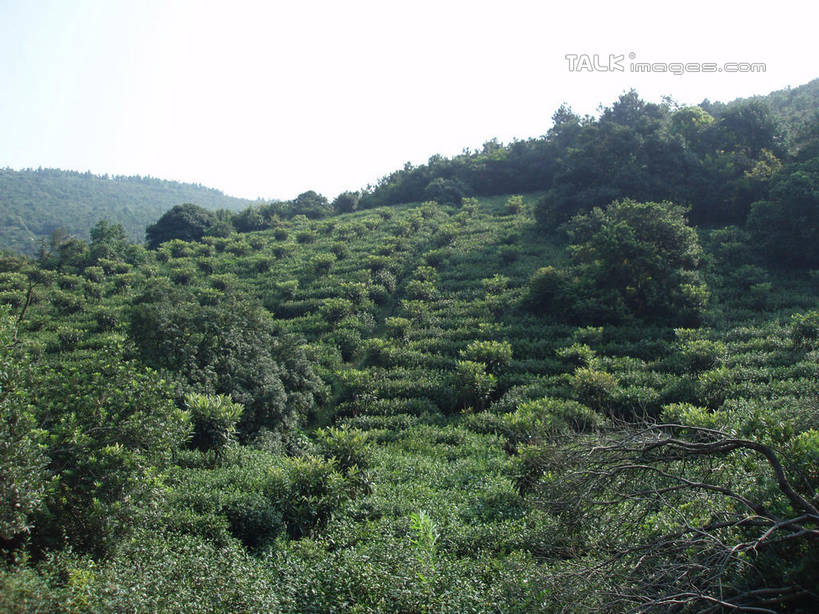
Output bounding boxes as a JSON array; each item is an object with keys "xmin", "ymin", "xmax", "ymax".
[{"xmin": 0, "ymin": 0, "xmax": 816, "ymax": 200}]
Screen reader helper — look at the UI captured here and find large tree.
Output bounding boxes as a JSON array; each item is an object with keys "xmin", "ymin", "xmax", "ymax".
[
  {"xmin": 129, "ymin": 283, "xmax": 324, "ymax": 436},
  {"xmin": 747, "ymin": 156, "xmax": 819, "ymax": 268},
  {"xmin": 569, "ymin": 199, "xmax": 707, "ymax": 323},
  {"xmin": 532, "ymin": 199, "xmax": 708, "ymax": 325},
  {"xmin": 145, "ymin": 203, "xmax": 217, "ymax": 248}
]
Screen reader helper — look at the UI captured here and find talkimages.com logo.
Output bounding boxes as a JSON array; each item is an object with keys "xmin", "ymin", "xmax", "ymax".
[{"xmin": 565, "ymin": 53, "xmax": 766, "ymax": 75}]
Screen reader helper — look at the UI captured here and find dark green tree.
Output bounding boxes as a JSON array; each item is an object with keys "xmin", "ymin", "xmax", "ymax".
[
  {"xmin": 233, "ymin": 206, "xmax": 265, "ymax": 232},
  {"xmin": 423, "ymin": 177, "xmax": 471, "ymax": 205},
  {"xmin": 332, "ymin": 191, "xmax": 360, "ymax": 214},
  {"xmin": 0, "ymin": 307, "xmax": 51, "ymax": 554},
  {"xmin": 747, "ymin": 156, "xmax": 819, "ymax": 268},
  {"xmin": 146, "ymin": 204, "xmax": 217, "ymax": 248},
  {"xmin": 89, "ymin": 220, "xmax": 128, "ymax": 262},
  {"xmin": 537, "ymin": 200, "xmax": 708, "ymax": 324},
  {"xmin": 129, "ymin": 285, "xmax": 324, "ymax": 436},
  {"xmin": 30, "ymin": 350, "xmax": 191, "ymax": 556},
  {"xmin": 291, "ymin": 191, "xmax": 332, "ymax": 219}
]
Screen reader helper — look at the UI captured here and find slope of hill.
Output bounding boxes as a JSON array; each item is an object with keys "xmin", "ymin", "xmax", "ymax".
[
  {"xmin": 0, "ymin": 168, "xmax": 251, "ymax": 255},
  {"xmin": 1, "ymin": 80, "xmax": 818, "ymax": 612},
  {"xmin": 1, "ymin": 190, "xmax": 817, "ymax": 612}
]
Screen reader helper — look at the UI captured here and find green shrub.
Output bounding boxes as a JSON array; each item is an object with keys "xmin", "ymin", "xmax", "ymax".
[
  {"xmin": 675, "ymin": 338, "xmax": 726, "ymax": 373},
  {"xmin": 503, "ymin": 397, "xmax": 604, "ymax": 445},
  {"xmin": 296, "ymin": 230, "xmax": 315, "ymax": 244},
  {"xmin": 790, "ymin": 310, "xmax": 819, "ymax": 348},
  {"xmin": 460, "ymin": 340, "xmax": 513, "ymax": 375},
  {"xmin": 316, "ymin": 426, "xmax": 371, "ymax": 473},
  {"xmin": 556, "ymin": 343, "xmax": 596, "ymax": 368},
  {"xmin": 385, "ymin": 316, "xmax": 411, "ymax": 338},
  {"xmin": 406, "ymin": 279, "xmax": 436, "ymax": 300},
  {"xmin": 454, "ymin": 360, "xmax": 497, "ymax": 411},
  {"xmin": 311, "ymin": 253, "xmax": 336, "ymax": 274},
  {"xmin": 527, "ymin": 266, "xmax": 568, "ymax": 313},
  {"xmin": 572, "ymin": 325, "xmax": 604, "ymax": 346},
  {"xmin": 94, "ymin": 309, "xmax": 119, "ymax": 332},
  {"xmin": 319, "ymin": 298, "xmax": 354, "ymax": 324},
  {"xmin": 423, "ymin": 177, "xmax": 471, "ymax": 205},
  {"xmin": 506, "ymin": 195, "xmax": 524, "ymax": 214},
  {"xmin": 570, "ymin": 367, "xmax": 618, "ymax": 414},
  {"xmin": 185, "ymin": 393, "xmax": 243, "ymax": 454},
  {"xmin": 330, "ymin": 243, "xmax": 348, "ymax": 259},
  {"xmin": 482, "ymin": 274, "xmax": 510, "ymax": 295},
  {"xmin": 330, "ymin": 327, "xmax": 362, "ymax": 362}
]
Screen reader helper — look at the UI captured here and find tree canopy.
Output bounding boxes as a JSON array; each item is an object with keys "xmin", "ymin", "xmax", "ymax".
[
  {"xmin": 530, "ymin": 199, "xmax": 708, "ymax": 325},
  {"xmin": 145, "ymin": 203, "xmax": 219, "ymax": 248}
]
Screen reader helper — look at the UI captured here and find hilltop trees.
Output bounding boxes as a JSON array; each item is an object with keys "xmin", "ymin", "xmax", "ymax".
[
  {"xmin": 0, "ymin": 169, "xmax": 248, "ymax": 255},
  {"xmin": 146, "ymin": 203, "xmax": 218, "ymax": 248},
  {"xmin": 332, "ymin": 191, "xmax": 360, "ymax": 214},
  {"xmin": 747, "ymin": 156, "xmax": 819, "ymax": 268},
  {"xmin": 291, "ymin": 191, "xmax": 332, "ymax": 219}
]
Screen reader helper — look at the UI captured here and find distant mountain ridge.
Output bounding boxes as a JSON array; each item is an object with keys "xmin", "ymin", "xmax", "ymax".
[{"xmin": 0, "ymin": 168, "xmax": 251, "ymax": 255}]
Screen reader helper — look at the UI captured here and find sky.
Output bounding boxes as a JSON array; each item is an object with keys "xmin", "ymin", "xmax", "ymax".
[{"xmin": 0, "ymin": 0, "xmax": 817, "ymax": 201}]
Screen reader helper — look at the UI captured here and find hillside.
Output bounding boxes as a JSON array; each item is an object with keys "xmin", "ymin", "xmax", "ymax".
[
  {"xmin": 1, "ymin": 188, "xmax": 818, "ymax": 611},
  {"xmin": 0, "ymin": 168, "xmax": 251, "ymax": 255},
  {"xmin": 1, "ymin": 80, "xmax": 818, "ymax": 612}
]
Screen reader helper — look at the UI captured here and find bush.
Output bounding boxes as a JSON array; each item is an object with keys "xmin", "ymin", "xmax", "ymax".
[
  {"xmin": 459, "ymin": 340, "xmax": 513, "ymax": 375},
  {"xmin": 454, "ymin": 360, "xmax": 497, "ymax": 411},
  {"xmin": 146, "ymin": 204, "xmax": 217, "ymax": 249},
  {"xmin": 329, "ymin": 327, "xmax": 361, "ymax": 362},
  {"xmin": 311, "ymin": 253, "xmax": 336, "ymax": 275},
  {"xmin": 94, "ymin": 309, "xmax": 119, "ymax": 332},
  {"xmin": 185, "ymin": 393, "xmax": 244, "ymax": 454},
  {"xmin": 506, "ymin": 195, "xmax": 524, "ymax": 214},
  {"xmin": 296, "ymin": 230, "xmax": 316, "ymax": 244},
  {"xmin": 675, "ymin": 338, "xmax": 726, "ymax": 373},
  {"xmin": 747, "ymin": 158, "xmax": 819, "ymax": 268},
  {"xmin": 570, "ymin": 367, "xmax": 618, "ymax": 414},
  {"xmin": 790, "ymin": 310, "xmax": 819, "ymax": 348},
  {"xmin": 405, "ymin": 279, "xmax": 436, "ymax": 300},
  {"xmin": 565, "ymin": 199, "xmax": 708, "ymax": 325},
  {"xmin": 319, "ymin": 298, "xmax": 354, "ymax": 324},
  {"xmin": 330, "ymin": 243, "xmax": 348, "ymax": 259},
  {"xmin": 316, "ymin": 426, "xmax": 371, "ymax": 473},
  {"xmin": 503, "ymin": 397, "xmax": 604, "ymax": 445},
  {"xmin": 0, "ymin": 309, "xmax": 51, "ymax": 550},
  {"xmin": 385, "ymin": 316, "xmax": 411, "ymax": 339},
  {"xmin": 527, "ymin": 266, "xmax": 569, "ymax": 313},
  {"xmin": 556, "ymin": 343, "xmax": 597, "ymax": 368},
  {"xmin": 332, "ymin": 191, "xmax": 360, "ymax": 214},
  {"xmin": 130, "ymin": 289, "xmax": 324, "ymax": 437},
  {"xmin": 30, "ymin": 353, "xmax": 191, "ymax": 555}
]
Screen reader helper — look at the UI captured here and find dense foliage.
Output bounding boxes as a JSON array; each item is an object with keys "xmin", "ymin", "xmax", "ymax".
[
  {"xmin": 528, "ymin": 199, "xmax": 708, "ymax": 325},
  {"xmin": 1, "ymin": 81, "xmax": 817, "ymax": 612}
]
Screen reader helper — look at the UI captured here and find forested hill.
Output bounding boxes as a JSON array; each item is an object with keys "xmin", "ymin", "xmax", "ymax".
[
  {"xmin": 703, "ymin": 77, "xmax": 819, "ymax": 151},
  {"xmin": 351, "ymin": 78, "xmax": 819, "ymax": 221},
  {"xmin": 0, "ymin": 168, "xmax": 251, "ymax": 255}
]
